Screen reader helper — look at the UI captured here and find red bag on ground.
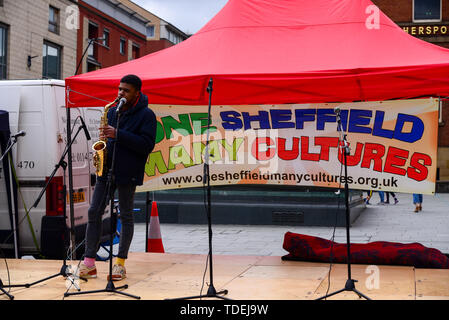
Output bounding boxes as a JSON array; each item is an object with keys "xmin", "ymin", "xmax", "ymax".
[{"xmin": 282, "ymin": 232, "xmax": 449, "ymax": 269}]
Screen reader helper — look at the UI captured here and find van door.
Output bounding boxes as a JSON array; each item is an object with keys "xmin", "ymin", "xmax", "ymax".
[
  {"xmin": 0, "ymin": 86, "xmax": 21, "ymax": 252},
  {"xmin": 57, "ymin": 104, "xmax": 91, "ymax": 229}
]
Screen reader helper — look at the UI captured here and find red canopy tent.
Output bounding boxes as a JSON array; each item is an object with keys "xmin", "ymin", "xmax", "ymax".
[{"xmin": 65, "ymin": 0, "xmax": 449, "ymax": 107}]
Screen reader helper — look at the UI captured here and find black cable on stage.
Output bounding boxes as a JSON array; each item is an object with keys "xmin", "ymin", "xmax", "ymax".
[{"xmin": 0, "ymin": 246, "xmax": 12, "ymax": 297}]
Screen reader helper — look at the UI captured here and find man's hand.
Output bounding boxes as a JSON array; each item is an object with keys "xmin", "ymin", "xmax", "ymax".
[{"xmin": 100, "ymin": 125, "xmax": 117, "ymax": 139}]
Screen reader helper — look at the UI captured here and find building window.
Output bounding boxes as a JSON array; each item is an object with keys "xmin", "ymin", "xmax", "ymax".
[
  {"xmin": 42, "ymin": 41, "xmax": 61, "ymax": 79},
  {"xmin": 146, "ymin": 25, "xmax": 155, "ymax": 38},
  {"xmin": 49, "ymin": 6, "xmax": 60, "ymax": 34},
  {"xmin": 87, "ymin": 61, "xmax": 100, "ymax": 73},
  {"xmin": 0, "ymin": 24, "xmax": 7, "ymax": 80},
  {"xmin": 103, "ymin": 28, "xmax": 110, "ymax": 47},
  {"xmin": 88, "ymin": 22, "xmax": 99, "ymax": 59},
  {"xmin": 167, "ymin": 30, "xmax": 182, "ymax": 44},
  {"xmin": 120, "ymin": 37, "xmax": 126, "ymax": 55},
  {"xmin": 413, "ymin": 0, "xmax": 441, "ymax": 22},
  {"xmin": 132, "ymin": 43, "xmax": 140, "ymax": 60}
]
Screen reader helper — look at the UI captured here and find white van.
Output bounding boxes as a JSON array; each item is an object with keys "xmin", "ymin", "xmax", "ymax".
[{"xmin": 0, "ymin": 80, "xmax": 108, "ymax": 259}]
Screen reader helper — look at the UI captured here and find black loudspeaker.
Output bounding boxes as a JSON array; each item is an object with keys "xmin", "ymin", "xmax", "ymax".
[{"xmin": 40, "ymin": 216, "xmax": 69, "ymax": 259}]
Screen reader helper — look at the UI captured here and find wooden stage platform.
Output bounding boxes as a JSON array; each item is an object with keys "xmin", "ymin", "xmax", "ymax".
[{"xmin": 1, "ymin": 252, "xmax": 449, "ymax": 300}]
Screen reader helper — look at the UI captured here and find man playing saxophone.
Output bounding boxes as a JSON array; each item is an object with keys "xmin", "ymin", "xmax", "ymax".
[{"xmin": 80, "ymin": 74, "xmax": 157, "ymax": 281}]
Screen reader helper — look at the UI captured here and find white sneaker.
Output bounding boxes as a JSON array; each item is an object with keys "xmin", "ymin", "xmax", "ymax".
[
  {"xmin": 78, "ymin": 263, "xmax": 97, "ymax": 279},
  {"xmin": 107, "ymin": 264, "xmax": 126, "ymax": 281}
]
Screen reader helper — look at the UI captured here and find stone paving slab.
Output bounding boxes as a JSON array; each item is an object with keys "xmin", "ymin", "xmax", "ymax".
[{"xmin": 128, "ymin": 192, "xmax": 449, "ymax": 256}]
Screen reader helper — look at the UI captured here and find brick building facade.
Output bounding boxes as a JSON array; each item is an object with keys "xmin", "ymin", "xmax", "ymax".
[
  {"xmin": 118, "ymin": 0, "xmax": 189, "ymax": 55},
  {"xmin": 0, "ymin": 0, "xmax": 188, "ymax": 79},
  {"xmin": 373, "ymin": 0, "xmax": 449, "ymax": 182},
  {"xmin": 75, "ymin": 0, "xmax": 188, "ymax": 73},
  {"xmin": 0, "ymin": 0, "xmax": 77, "ymax": 80},
  {"xmin": 76, "ymin": 0, "xmax": 149, "ymax": 74}
]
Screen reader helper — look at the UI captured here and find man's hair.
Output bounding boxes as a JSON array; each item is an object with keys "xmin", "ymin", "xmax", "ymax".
[{"xmin": 120, "ymin": 74, "xmax": 142, "ymax": 91}]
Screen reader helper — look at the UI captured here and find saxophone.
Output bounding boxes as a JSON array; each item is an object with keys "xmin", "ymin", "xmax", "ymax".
[{"xmin": 92, "ymin": 98, "xmax": 117, "ymax": 177}]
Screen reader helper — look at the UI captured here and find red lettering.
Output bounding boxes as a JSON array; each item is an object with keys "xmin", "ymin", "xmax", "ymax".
[
  {"xmin": 361, "ymin": 143, "xmax": 385, "ymax": 172},
  {"xmin": 301, "ymin": 136, "xmax": 320, "ymax": 161},
  {"xmin": 407, "ymin": 152, "xmax": 432, "ymax": 181},
  {"xmin": 384, "ymin": 147, "xmax": 408, "ymax": 176},
  {"xmin": 315, "ymin": 137, "xmax": 339, "ymax": 161},
  {"xmin": 277, "ymin": 137, "xmax": 300, "ymax": 160},
  {"xmin": 338, "ymin": 142, "xmax": 364, "ymax": 166},
  {"xmin": 251, "ymin": 137, "xmax": 275, "ymax": 160}
]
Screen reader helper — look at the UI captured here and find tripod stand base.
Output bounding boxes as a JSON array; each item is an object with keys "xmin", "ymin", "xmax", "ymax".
[
  {"xmin": 167, "ymin": 284, "xmax": 230, "ymax": 300},
  {"xmin": 0, "ymin": 279, "xmax": 14, "ymax": 300},
  {"xmin": 317, "ymin": 279, "xmax": 370, "ymax": 300},
  {"xmin": 4, "ymin": 263, "xmax": 87, "ymax": 289},
  {"xmin": 64, "ymin": 280, "xmax": 140, "ymax": 299}
]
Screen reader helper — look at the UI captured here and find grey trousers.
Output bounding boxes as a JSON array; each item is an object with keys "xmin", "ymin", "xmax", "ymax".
[{"xmin": 84, "ymin": 176, "xmax": 136, "ymax": 260}]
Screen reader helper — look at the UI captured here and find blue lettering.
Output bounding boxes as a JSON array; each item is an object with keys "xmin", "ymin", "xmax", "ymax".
[
  {"xmin": 394, "ymin": 113, "xmax": 424, "ymax": 143},
  {"xmin": 270, "ymin": 109, "xmax": 294, "ymax": 129},
  {"xmin": 220, "ymin": 111, "xmax": 242, "ymax": 130},
  {"xmin": 372, "ymin": 111, "xmax": 394, "ymax": 139},
  {"xmin": 242, "ymin": 111, "xmax": 270, "ymax": 130},
  {"xmin": 348, "ymin": 109, "xmax": 372, "ymax": 134},
  {"xmin": 316, "ymin": 109, "xmax": 336, "ymax": 130},
  {"xmin": 295, "ymin": 109, "xmax": 316, "ymax": 129}
]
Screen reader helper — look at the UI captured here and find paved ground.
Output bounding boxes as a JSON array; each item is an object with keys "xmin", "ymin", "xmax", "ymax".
[{"xmin": 127, "ymin": 192, "xmax": 449, "ymax": 256}]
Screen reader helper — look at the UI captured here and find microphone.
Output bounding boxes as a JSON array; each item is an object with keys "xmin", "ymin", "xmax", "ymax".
[
  {"xmin": 12, "ymin": 131, "xmax": 26, "ymax": 138},
  {"xmin": 334, "ymin": 107, "xmax": 342, "ymax": 127},
  {"xmin": 206, "ymin": 78, "xmax": 213, "ymax": 93},
  {"xmin": 116, "ymin": 97, "xmax": 127, "ymax": 113},
  {"xmin": 79, "ymin": 116, "xmax": 91, "ymax": 141}
]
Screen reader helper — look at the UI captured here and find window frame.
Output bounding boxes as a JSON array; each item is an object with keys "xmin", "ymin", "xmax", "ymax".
[
  {"xmin": 146, "ymin": 25, "xmax": 155, "ymax": 38},
  {"xmin": 120, "ymin": 37, "xmax": 126, "ymax": 55},
  {"xmin": 42, "ymin": 41, "xmax": 62, "ymax": 79},
  {"xmin": 48, "ymin": 6, "xmax": 60, "ymax": 34},
  {"xmin": 0, "ymin": 23, "xmax": 7, "ymax": 80},
  {"xmin": 131, "ymin": 43, "xmax": 140, "ymax": 60},
  {"xmin": 413, "ymin": 0, "xmax": 442, "ymax": 23},
  {"xmin": 102, "ymin": 28, "xmax": 110, "ymax": 48}
]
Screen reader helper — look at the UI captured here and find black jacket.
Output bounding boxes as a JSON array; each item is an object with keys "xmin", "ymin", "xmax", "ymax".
[{"xmin": 105, "ymin": 93, "xmax": 156, "ymax": 186}]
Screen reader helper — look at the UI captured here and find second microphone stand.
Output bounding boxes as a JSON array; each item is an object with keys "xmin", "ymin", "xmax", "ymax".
[
  {"xmin": 3, "ymin": 121, "xmax": 88, "ymax": 291},
  {"xmin": 0, "ymin": 134, "xmax": 22, "ymax": 300},
  {"xmin": 168, "ymin": 78, "xmax": 230, "ymax": 300},
  {"xmin": 316, "ymin": 111, "xmax": 370, "ymax": 300}
]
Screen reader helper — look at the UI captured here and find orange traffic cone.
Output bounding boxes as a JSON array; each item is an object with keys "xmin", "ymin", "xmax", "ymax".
[{"xmin": 146, "ymin": 201, "xmax": 165, "ymax": 253}]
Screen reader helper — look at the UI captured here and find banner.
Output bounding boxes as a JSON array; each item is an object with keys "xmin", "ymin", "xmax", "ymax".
[{"xmin": 137, "ymin": 98, "xmax": 438, "ymax": 195}]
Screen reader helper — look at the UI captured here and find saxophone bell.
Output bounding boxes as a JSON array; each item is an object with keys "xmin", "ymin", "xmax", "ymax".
[{"xmin": 92, "ymin": 98, "xmax": 117, "ymax": 177}]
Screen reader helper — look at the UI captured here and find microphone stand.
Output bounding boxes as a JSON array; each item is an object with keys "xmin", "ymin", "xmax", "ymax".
[
  {"xmin": 0, "ymin": 135, "xmax": 22, "ymax": 300},
  {"xmin": 0, "ymin": 135, "xmax": 21, "ymax": 259},
  {"xmin": 64, "ymin": 108, "xmax": 140, "ymax": 299},
  {"xmin": 3, "ymin": 123, "xmax": 88, "ymax": 290},
  {"xmin": 168, "ymin": 78, "xmax": 230, "ymax": 300},
  {"xmin": 316, "ymin": 111, "xmax": 370, "ymax": 300}
]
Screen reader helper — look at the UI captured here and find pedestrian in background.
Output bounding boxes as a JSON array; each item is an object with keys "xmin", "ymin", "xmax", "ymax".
[
  {"xmin": 386, "ymin": 192, "xmax": 399, "ymax": 204},
  {"xmin": 365, "ymin": 190, "xmax": 386, "ymax": 205},
  {"xmin": 413, "ymin": 194, "xmax": 423, "ymax": 212},
  {"xmin": 377, "ymin": 191, "xmax": 386, "ymax": 205}
]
